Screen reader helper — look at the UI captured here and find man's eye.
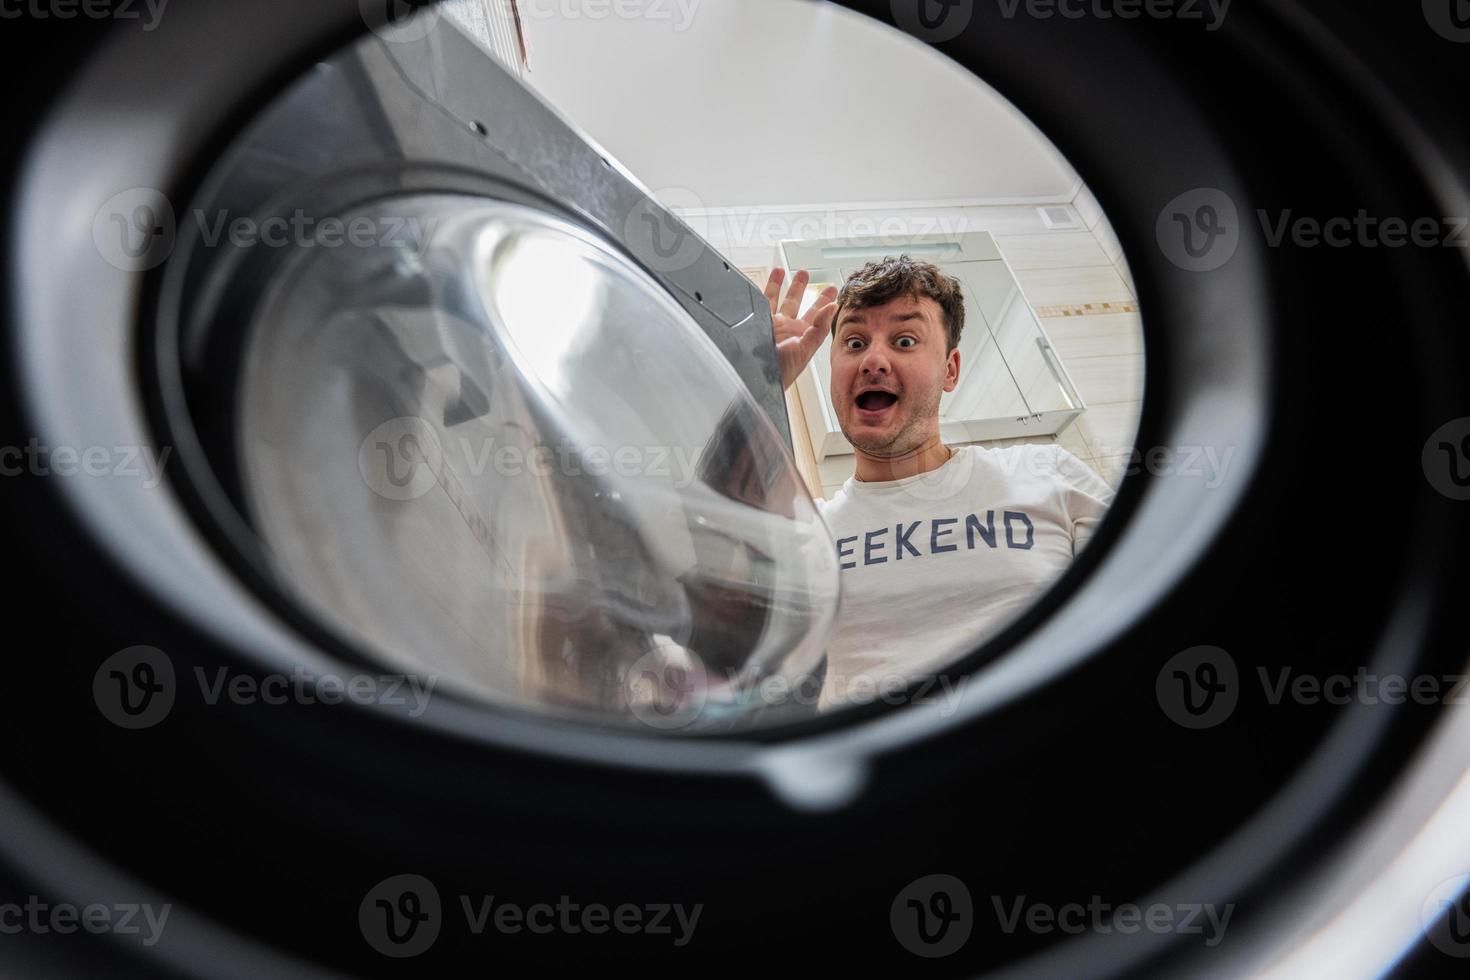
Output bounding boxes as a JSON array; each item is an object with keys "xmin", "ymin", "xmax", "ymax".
[
  {"xmin": 844, "ymin": 338, "xmax": 864, "ymax": 350},
  {"xmin": 896, "ymin": 337, "xmax": 916, "ymax": 349}
]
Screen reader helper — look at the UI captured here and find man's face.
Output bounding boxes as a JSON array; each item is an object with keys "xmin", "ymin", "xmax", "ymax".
[{"xmin": 830, "ymin": 292, "xmax": 960, "ymax": 456}]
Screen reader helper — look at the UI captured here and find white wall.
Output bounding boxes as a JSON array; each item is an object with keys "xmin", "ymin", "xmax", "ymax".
[
  {"xmin": 509, "ymin": 0, "xmax": 1142, "ymax": 492},
  {"xmin": 516, "ymin": 0, "xmax": 1079, "ymax": 210}
]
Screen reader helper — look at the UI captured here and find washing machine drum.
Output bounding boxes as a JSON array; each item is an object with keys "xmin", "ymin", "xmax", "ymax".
[
  {"xmin": 158, "ymin": 29, "xmax": 837, "ymax": 727},
  {"xmin": 6, "ymin": 3, "xmax": 1470, "ymax": 978},
  {"xmin": 230, "ymin": 196, "xmax": 836, "ymax": 720}
]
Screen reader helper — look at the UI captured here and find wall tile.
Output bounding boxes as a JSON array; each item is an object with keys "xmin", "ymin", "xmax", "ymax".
[
  {"xmin": 994, "ymin": 232, "xmax": 1110, "ymax": 270},
  {"xmin": 956, "ymin": 205, "xmax": 1055, "ymax": 237},
  {"xmin": 1092, "ymin": 217, "xmax": 1125, "ymax": 265},
  {"xmin": 1014, "ymin": 265, "xmax": 1134, "ymax": 307},
  {"xmin": 1062, "ymin": 354, "xmax": 1145, "ymax": 406},
  {"xmin": 1072, "ymin": 184, "xmax": 1104, "ymax": 230},
  {"xmin": 1076, "ymin": 401, "xmax": 1144, "ymax": 459},
  {"xmin": 1042, "ymin": 312, "xmax": 1146, "ymax": 360},
  {"xmin": 1053, "ymin": 419, "xmax": 1094, "ymax": 460}
]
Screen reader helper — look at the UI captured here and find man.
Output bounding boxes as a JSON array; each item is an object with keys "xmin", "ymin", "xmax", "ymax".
[{"xmin": 767, "ymin": 255, "xmax": 1115, "ymax": 711}]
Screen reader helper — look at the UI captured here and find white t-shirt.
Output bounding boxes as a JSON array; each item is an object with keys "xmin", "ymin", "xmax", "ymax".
[{"xmin": 813, "ymin": 443, "xmax": 1114, "ymax": 711}]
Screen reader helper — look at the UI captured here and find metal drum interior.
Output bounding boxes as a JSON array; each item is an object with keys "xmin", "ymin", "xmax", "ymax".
[{"xmin": 236, "ymin": 196, "xmax": 840, "ymax": 726}]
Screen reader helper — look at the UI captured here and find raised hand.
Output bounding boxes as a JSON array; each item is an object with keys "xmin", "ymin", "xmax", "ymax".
[{"xmin": 766, "ymin": 268, "xmax": 839, "ymax": 391}]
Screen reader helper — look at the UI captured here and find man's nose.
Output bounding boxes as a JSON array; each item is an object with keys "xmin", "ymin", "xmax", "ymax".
[{"xmin": 859, "ymin": 346, "xmax": 892, "ymax": 375}]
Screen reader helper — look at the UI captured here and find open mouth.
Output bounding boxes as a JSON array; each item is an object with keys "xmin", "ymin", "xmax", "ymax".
[{"xmin": 855, "ymin": 390, "xmax": 899, "ymax": 415}]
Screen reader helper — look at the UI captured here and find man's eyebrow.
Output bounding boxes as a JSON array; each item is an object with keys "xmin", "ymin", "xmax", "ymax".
[{"xmin": 837, "ymin": 310, "xmax": 927, "ymax": 326}]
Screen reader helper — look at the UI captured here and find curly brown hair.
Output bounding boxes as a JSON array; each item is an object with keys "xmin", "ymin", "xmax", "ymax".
[{"xmin": 830, "ymin": 254, "xmax": 966, "ymax": 353}]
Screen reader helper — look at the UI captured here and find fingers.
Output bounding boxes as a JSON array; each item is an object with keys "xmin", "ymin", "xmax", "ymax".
[
  {"xmin": 806, "ymin": 300, "xmax": 837, "ymax": 352},
  {"xmin": 767, "ymin": 271, "xmax": 837, "ymax": 338},
  {"xmin": 778, "ymin": 269, "xmax": 810, "ymax": 320},
  {"xmin": 800, "ymin": 320, "xmax": 826, "ymax": 359},
  {"xmin": 764, "ymin": 268, "xmax": 785, "ymax": 314},
  {"xmin": 805, "ymin": 286, "xmax": 838, "ymax": 325}
]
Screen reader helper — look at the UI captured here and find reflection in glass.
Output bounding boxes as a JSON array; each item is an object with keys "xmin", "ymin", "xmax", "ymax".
[{"xmin": 235, "ymin": 196, "xmax": 839, "ymax": 728}]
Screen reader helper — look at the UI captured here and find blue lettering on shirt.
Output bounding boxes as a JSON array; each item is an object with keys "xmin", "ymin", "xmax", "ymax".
[
  {"xmin": 1004, "ymin": 511, "xmax": 1035, "ymax": 550},
  {"xmin": 895, "ymin": 521, "xmax": 921, "ymax": 559},
  {"xmin": 966, "ymin": 511, "xmax": 997, "ymax": 549},
  {"xmin": 931, "ymin": 517, "xmax": 958, "ymax": 554},
  {"xmin": 864, "ymin": 528, "xmax": 889, "ymax": 565},
  {"xmin": 837, "ymin": 512, "xmax": 1037, "ymax": 566}
]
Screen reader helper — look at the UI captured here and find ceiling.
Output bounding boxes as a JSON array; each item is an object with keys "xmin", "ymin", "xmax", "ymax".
[{"xmin": 516, "ymin": 0, "xmax": 1081, "ymax": 211}]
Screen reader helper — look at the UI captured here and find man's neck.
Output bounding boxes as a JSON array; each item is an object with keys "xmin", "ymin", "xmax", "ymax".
[{"xmin": 853, "ymin": 435, "xmax": 954, "ymax": 483}]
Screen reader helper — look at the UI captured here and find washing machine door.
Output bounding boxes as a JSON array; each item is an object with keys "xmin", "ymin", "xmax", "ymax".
[
  {"xmin": 5, "ymin": 3, "xmax": 1470, "ymax": 979},
  {"xmin": 229, "ymin": 194, "xmax": 839, "ymax": 721},
  {"xmin": 138, "ymin": 22, "xmax": 841, "ymax": 729}
]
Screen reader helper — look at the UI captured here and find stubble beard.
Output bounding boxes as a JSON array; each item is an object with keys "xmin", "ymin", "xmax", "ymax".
[{"xmin": 843, "ymin": 383, "xmax": 944, "ymax": 459}]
